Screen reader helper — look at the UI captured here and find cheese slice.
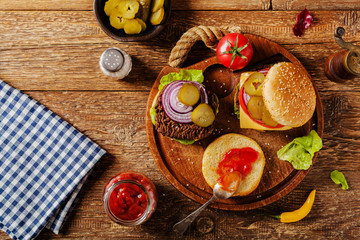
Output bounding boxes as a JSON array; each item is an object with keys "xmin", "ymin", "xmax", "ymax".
[{"xmin": 238, "ymin": 72, "xmax": 292, "ymax": 131}]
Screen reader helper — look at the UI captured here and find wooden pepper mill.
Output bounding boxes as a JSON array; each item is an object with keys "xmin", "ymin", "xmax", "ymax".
[{"xmin": 324, "ymin": 27, "xmax": 360, "ymax": 82}]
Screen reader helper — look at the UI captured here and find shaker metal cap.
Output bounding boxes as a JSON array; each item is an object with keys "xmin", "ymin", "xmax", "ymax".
[{"xmin": 100, "ymin": 48, "xmax": 124, "ymax": 72}]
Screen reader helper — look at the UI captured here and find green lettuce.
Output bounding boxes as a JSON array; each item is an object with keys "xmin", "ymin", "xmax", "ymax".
[
  {"xmin": 158, "ymin": 69, "xmax": 204, "ymax": 91},
  {"xmin": 330, "ymin": 170, "xmax": 349, "ymax": 190},
  {"xmin": 214, "ymin": 94, "xmax": 220, "ymax": 114},
  {"xmin": 173, "ymin": 138, "xmax": 196, "ymax": 145},
  {"xmin": 150, "ymin": 106, "xmax": 156, "ymax": 125},
  {"xmin": 234, "ymin": 83, "xmax": 241, "ymax": 119},
  {"xmin": 277, "ymin": 130, "xmax": 322, "ymax": 170}
]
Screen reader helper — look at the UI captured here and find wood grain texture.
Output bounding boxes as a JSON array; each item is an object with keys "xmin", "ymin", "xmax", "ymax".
[
  {"xmin": 0, "ymin": 90, "xmax": 357, "ymax": 239},
  {"xmin": 272, "ymin": 0, "xmax": 360, "ymax": 10},
  {"xmin": 0, "ymin": 3, "xmax": 360, "ymax": 239},
  {"xmin": 0, "ymin": 0, "xmax": 270, "ymax": 11},
  {"xmin": 1, "ymin": 10, "xmax": 360, "ymax": 91}
]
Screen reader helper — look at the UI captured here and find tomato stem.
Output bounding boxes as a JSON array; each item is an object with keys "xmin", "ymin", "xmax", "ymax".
[{"xmin": 220, "ymin": 34, "xmax": 250, "ymax": 68}]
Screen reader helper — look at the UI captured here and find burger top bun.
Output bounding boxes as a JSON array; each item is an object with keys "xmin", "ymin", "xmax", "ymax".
[
  {"xmin": 262, "ymin": 62, "xmax": 316, "ymax": 127},
  {"xmin": 202, "ymin": 133, "xmax": 265, "ymax": 197}
]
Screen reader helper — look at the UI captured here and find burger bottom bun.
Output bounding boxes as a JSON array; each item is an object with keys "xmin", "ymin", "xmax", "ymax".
[{"xmin": 202, "ymin": 133, "xmax": 265, "ymax": 197}]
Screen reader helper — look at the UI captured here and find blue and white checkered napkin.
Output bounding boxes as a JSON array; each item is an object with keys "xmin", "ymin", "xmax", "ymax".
[{"xmin": 0, "ymin": 80, "xmax": 106, "ymax": 240}]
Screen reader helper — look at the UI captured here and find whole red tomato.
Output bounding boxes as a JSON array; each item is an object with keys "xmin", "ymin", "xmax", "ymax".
[{"xmin": 216, "ymin": 33, "xmax": 253, "ymax": 70}]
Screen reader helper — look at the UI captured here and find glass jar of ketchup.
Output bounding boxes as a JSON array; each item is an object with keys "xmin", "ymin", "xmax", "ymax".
[{"xmin": 103, "ymin": 171, "xmax": 157, "ymax": 226}]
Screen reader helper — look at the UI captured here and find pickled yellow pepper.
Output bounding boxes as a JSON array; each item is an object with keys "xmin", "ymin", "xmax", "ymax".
[{"xmin": 272, "ymin": 190, "xmax": 316, "ymax": 223}]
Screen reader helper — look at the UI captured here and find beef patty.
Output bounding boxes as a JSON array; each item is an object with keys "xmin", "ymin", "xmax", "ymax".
[{"xmin": 154, "ymin": 89, "xmax": 218, "ymax": 140}]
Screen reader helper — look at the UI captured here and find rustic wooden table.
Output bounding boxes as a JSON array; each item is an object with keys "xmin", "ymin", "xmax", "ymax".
[{"xmin": 1, "ymin": 0, "xmax": 360, "ymax": 239}]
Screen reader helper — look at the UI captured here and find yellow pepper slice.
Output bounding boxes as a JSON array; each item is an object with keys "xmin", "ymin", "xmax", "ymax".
[{"xmin": 273, "ymin": 190, "xmax": 316, "ymax": 223}]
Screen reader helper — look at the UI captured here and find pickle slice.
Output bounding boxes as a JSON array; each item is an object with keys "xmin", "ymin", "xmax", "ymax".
[
  {"xmin": 247, "ymin": 96, "xmax": 264, "ymax": 120},
  {"xmin": 177, "ymin": 83, "xmax": 200, "ymax": 106},
  {"xmin": 262, "ymin": 107, "xmax": 278, "ymax": 127},
  {"xmin": 152, "ymin": 0, "xmax": 164, "ymax": 13},
  {"xmin": 135, "ymin": 18, "xmax": 147, "ymax": 32},
  {"xmin": 191, "ymin": 104, "xmax": 215, "ymax": 127},
  {"xmin": 118, "ymin": 0, "xmax": 140, "ymax": 19},
  {"xmin": 150, "ymin": 7, "xmax": 164, "ymax": 25},
  {"xmin": 104, "ymin": 0, "xmax": 122, "ymax": 16},
  {"xmin": 124, "ymin": 19, "xmax": 142, "ymax": 34},
  {"xmin": 244, "ymin": 72, "xmax": 264, "ymax": 96},
  {"xmin": 110, "ymin": 8, "xmax": 127, "ymax": 29}
]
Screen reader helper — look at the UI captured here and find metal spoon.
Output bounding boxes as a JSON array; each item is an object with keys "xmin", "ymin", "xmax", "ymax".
[{"xmin": 173, "ymin": 173, "xmax": 241, "ymax": 235}]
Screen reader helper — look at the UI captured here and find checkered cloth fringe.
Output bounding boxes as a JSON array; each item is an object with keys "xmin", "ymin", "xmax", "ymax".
[{"xmin": 0, "ymin": 80, "xmax": 106, "ymax": 240}]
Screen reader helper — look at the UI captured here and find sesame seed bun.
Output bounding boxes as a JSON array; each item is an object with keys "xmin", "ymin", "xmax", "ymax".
[
  {"xmin": 202, "ymin": 134, "xmax": 265, "ymax": 197},
  {"xmin": 262, "ymin": 62, "xmax": 316, "ymax": 127}
]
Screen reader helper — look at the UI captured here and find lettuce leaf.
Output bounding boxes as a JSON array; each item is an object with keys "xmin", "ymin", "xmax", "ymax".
[
  {"xmin": 173, "ymin": 138, "xmax": 196, "ymax": 145},
  {"xmin": 330, "ymin": 170, "xmax": 349, "ymax": 190},
  {"xmin": 150, "ymin": 106, "xmax": 156, "ymax": 125},
  {"xmin": 234, "ymin": 82, "xmax": 240, "ymax": 119},
  {"xmin": 277, "ymin": 130, "xmax": 322, "ymax": 170},
  {"xmin": 214, "ymin": 94, "xmax": 220, "ymax": 114},
  {"xmin": 158, "ymin": 69, "xmax": 204, "ymax": 91}
]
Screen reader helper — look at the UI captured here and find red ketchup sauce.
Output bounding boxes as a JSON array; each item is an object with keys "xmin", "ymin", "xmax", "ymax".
[
  {"xmin": 104, "ymin": 172, "xmax": 157, "ymax": 224},
  {"xmin": 216, "ymin": 147, "xmax": 259, "ymax": 184},
  {"xmin": 109, "ymin": 182, "xmax": 147, "ymax": 220}
]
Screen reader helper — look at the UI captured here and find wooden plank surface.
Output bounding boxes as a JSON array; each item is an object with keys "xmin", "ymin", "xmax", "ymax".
[
  {"xmin": 1, "ymin": 10, "xmax": 360, "ymax": 91},
  {"xmin": 0, "ymin": 90, "xmax": 356, "ymax": 239},
  {"xmin": 0, "ymin": 0, "xmax": 271, "ymax": 11},
  {"xmin": 1, "ymin": 2, "xmax": 360, "ymax": 239},
  {"xmin": 272, "ymin": 0, "xmax": 360, "ymax": 10}
]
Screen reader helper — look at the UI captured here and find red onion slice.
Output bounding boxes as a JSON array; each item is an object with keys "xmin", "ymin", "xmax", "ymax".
[
  {"xmin": 162, "ymin": 81, "xmax": 209, "ymax": 124},
  {"xmin": 243, "ymin": 89, "xmax": 251, "ymax": 106},
  {"xmin": 258, "ymin": 68, "xmax": 269, "ymax": 76}
]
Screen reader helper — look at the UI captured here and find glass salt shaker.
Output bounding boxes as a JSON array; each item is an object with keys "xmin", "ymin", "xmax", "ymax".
[{"xmin": 99, "ymin": 47, "xmax": 132, "ymax": 78}]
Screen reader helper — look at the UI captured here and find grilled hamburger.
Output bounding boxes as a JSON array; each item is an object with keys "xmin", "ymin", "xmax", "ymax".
[
  {"xmin": 150, "ymin": 70, "xmax": 218, "ymax": 144},
  {"xmin": 235, "ymin": 62, "xmax": 316, "ymax": 130}
]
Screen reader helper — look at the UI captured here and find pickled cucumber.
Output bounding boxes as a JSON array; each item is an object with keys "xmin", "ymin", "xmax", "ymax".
[
  {"xmin": 191, "ymin": 104, "xmax": 215, "ymax": 127},
  {"xmin": 124, "ymin": 19, "xmax": 142, "ymax": 34},
  {"xmin": 150, "ymin": 7, "xmax": 164, "ymax": 25},
  {"xmin": 244, "ymin": 72, "xmax": 264, "ymax": 96},
  {"xmin": 247, "ymin": 96, "xmax": 264, "ymax": 120},
  {"xmin": 262, "ymin": 108, "xmax": 278, "ymax": 127},
  {"xmin": 104, "ymin": 0, "xmax": 122, "ymax": 16},
  {"xmin": 177, "ymin": 83, "xmax": 200, "ymax": 106},
  {"xmin": 110, "ymin": 8, "xmax": 127, "ymax": 29},
  {"xmin": 118, "ymin": 0, "xmax": 140, "ymax": 19},
  {"xmin": 152, "ymin": 0, "xmax": 164, "ymax": 12},
  {"xmin": 135, "ymin": 18, "xmax": 147, "ymax": 31}
]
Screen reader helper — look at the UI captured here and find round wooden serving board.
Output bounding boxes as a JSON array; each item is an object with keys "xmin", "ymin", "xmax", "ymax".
[{"xmin": 145, "ymin": 34, "xmax": 324, "ymax": 211}]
